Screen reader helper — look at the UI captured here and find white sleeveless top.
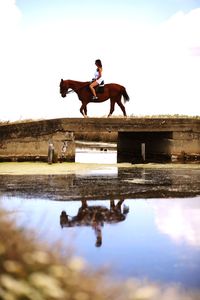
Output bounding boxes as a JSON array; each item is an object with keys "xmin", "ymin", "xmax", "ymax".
[{"xmin": 94, "ymin": 68, "xmax": 103, "ymax": 84}]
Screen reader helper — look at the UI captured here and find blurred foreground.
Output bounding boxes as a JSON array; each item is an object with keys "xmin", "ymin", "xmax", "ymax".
[{"xmin": 0, "ymin": 208, "xmax": 200, "ymax": 300}]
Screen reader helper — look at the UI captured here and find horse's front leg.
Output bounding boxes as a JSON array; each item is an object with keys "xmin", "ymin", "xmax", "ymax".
[
  {"xmin": 80, "ymin": 104, "xmax": 88, "ymax": 118},
  {"xmin": 107, "ymin": 99, "xmax": 115, "ymax": 117}
]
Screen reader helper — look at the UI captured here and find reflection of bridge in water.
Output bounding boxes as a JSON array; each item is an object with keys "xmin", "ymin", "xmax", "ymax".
[
  {"xmin": 1, "ymin": 167, "xmax": 200, "ymax": 200},
  {"xmin": 60, "ymin": 199, "xmax": 129, "ymax": 247},
  {"xmin": 0, "ymin": 118, "xmax": 199, "ymax": 163}
]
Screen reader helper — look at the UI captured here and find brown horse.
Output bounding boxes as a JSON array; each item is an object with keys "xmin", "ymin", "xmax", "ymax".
[
  {"xmin": 60, "ymin": 199, "xmax": 129, "ymax": 247},
  {"xmin": 59, "ymin": 79, "xmax": 130, "ymax": 117}
]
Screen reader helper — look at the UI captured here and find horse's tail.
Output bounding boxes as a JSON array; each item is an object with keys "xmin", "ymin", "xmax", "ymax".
[{"xmin": 121, "ymin": 87, "xmax": 130, "ymax": 103}]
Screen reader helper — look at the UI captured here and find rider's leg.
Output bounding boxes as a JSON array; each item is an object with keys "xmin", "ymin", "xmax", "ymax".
[{"xmin": 89, "ymin": 81, "xmax": 98, "ymax": 98}]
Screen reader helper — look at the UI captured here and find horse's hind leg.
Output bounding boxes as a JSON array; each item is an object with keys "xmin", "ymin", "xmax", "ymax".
[
  {"xmin": 116, "ymin": 199, "xmax": 124, "ymax": 209},
  {"xmin": 117, "ymin": 99, "xmax": 127, "ymax": 117}
]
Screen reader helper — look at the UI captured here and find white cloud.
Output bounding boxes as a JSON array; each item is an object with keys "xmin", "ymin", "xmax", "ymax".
[
  {"xmin": 0, "ymin": 3, "xmax": 200, "ymax": 121},
  {"xmin": 0, "ymin": 0, "xmax": 21, "ymax": 32},
  {"xmin": 152, "ymin": 197, "xmax": 200, "ymax": 247},
  {"xmin": 128, "ymin": 9, "xmax": 200, "ymax": 116}
]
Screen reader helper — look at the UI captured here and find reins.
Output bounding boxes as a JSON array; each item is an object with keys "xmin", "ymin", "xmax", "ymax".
[{"xmin": 66, "ymin": 89, "xmax": 74, "ymax": 95}]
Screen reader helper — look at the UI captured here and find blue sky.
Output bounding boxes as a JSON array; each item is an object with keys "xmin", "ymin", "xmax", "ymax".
[
  {"xmin": 16, "ymin": 0, "xmax": 200, "ymax": 23},
  {"xmin": 0, "ymin": 0, "xmax": 200, "ymax": 120}
]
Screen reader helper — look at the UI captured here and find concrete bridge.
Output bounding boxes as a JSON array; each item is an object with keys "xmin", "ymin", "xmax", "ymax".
[{"xmin": 0, "ymin": 117, "xmax": 200, "ymax": 163}]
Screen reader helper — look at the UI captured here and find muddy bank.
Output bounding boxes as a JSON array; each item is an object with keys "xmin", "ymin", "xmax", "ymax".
[
  {"xmin": 0, "ymin": 162, "xmax": 200, "ymax": 200},
  {"xmin": 1, "ymin": 161, "xmax": 200, "ymax": 175}
]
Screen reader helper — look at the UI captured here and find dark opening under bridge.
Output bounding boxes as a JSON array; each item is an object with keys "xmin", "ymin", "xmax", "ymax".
[{"xmin": 0, "ymin": 117, "xmax": 200, "ymax": 163}]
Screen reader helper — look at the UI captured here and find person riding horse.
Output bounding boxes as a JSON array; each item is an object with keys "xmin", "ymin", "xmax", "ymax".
[
  {"xmin": 60, "ymin": 199, "xmax": 129, "ymax": 247},
  {"xmin": 89, "ymin": 59, "xmax": 104, "ymax": 100},
  {"xmin": 60, "ymin": 78, "xmax": 129, "ymax": 117}
]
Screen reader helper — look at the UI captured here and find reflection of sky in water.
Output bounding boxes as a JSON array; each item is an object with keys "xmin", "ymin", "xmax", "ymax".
[
  {"xmin": 1, "ymin": 196, "xmax": 200, "ymax": 289},
  {"xmin": 151, "ymin": 198, "xmax": 200, "ymax": 247},
  {"xmin": 87, "ymin": 168, "xmax": 118, "ymax": 176},
  {"xmin": 75, "ymin": 149, "xmax": 117, "ymax": 164}
]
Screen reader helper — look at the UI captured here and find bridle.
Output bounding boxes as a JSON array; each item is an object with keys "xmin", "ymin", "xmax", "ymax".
[{"xmin": 60, "ymin": 84, "xmax": 73, "ymax": 96}]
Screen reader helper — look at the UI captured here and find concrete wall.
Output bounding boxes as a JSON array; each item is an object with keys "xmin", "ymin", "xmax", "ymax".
[
  {"xmin": 170, "ymin": 131, "xmax": 200, "ymax": 161},
  {"xmin": 0, "ymin": 121, "xmax": 75, "ymax": 162},
  {"xmin": 0, "ymin": 118, "xmax": 200, "ymax": 163}
]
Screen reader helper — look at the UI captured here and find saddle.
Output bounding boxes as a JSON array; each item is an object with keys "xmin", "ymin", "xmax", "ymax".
[
  {"xmin": 96, "ymin": 80, "xmax": 104, "ymax": 94},
  {"xmin": 86, "ymin": 80, "xmax": 105, "ymax": 95}
]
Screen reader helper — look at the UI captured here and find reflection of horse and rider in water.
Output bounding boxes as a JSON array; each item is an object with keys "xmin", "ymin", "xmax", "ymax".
[{"xmin": 60, "ymin": 199, "xmax": 129, "ymax": 247}]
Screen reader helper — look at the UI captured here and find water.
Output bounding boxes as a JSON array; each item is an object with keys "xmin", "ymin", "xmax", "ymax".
[
  {"xmin": 0, "ymin": 147, "xmax": 200, "ymax": 290},
  {"xmin": 1, "ymin": 196, "xmax": 200, "ymax": 289}
]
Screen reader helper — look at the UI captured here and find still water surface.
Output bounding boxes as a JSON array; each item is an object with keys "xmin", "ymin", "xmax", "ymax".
[
  {"xmin": 1, "ymin": 196, "xmax": 200, "ymax": 289},
  {"xmin": 0, "ymin": 148, "xmax": 200, "ymax": 290}
]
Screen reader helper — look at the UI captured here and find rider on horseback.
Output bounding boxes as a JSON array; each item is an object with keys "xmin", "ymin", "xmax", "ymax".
[{"xmin": 89, "ymin": 59, "xmax": 103, "ymax": 100}]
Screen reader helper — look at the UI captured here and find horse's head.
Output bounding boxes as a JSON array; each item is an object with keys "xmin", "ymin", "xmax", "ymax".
[{"xmin": 60, "ymin": 79, "xmax": 68, "ymax": 98}]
